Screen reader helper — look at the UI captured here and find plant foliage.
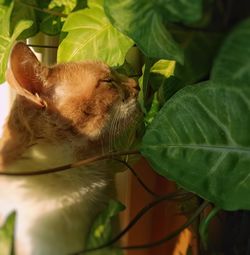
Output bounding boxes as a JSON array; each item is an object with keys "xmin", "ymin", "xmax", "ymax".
[
  {"xmin": 57, "ymin": 0, "xmax": 133, "ymax": 66},
  {"xmin": 85, "ymin": 200, "xmax": 125, "ymax": 254},
  {"xmin": 0, "ymin": 211, "xmax": 16, "ymax": 255},
  {"xmin": 1, "ymin": 0, "xmax": 250, "ymax": 252}
]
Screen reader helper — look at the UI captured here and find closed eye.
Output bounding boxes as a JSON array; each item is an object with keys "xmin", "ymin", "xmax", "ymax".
[
  {"xmin": 96, "ymin": 78, "xmax": 113, "ymax": 88},
  {"xmin": 101, "ymin": 78, "xmax": 113, "ymax": 83}
]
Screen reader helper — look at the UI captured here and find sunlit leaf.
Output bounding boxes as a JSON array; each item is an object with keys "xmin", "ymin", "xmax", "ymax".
[
  {"xmin": 151, "ymin": 59, "xmax": 176, "ymax": 78},
  {"xmin": 49, "ymin": 0, "xmax": 77, "ymax": 14},
  {"xmin": 58, "ymin": 0, "xmax": 133, "ymax": 66},
  {"xmin": 0, "ymin": 212, "xmax": 16, "ymax": 255},
  {"xmin": 142, "ymin": 59, "xmax": 178, "ymax": 115},
  {"xmin": 86, "ymin": 200, "xmax": 125, "ymax": 255},
  {"xmin": 0, "ymin": 1, "xmax": 33, "ymax": 83}
]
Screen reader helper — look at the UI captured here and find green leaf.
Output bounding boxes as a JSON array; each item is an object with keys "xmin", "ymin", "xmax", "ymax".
[
  {"xmin": 0, "ymin": 1, "xmax": 33, "ymax": 83},
  {"xmin": 104, "ymin": 0, "xmax": 184, "ymax": 63},
  {"xmin": 141, "ymin": 80, "xmax": 250, "ymax": 210},
  {"xmin": 142, "ymin": 58, "xmax": 155, "ymax": 110},
  {"xmin": 151, "ymin": 59, "xmax": 176, "ymax": 78},
  {"xmin": 157, "ymin": 75, "xmax": 185, "ymax": 106},
  {"xmin": 39, "ymin": 0, "xmax": 81, "ymax": 36},
  {"xmin": 86, "ymin": 200, "xmax": 124, "ymax": 255},
  {"xmin": 0, "ymin": 212, "xmax": 16, "ymax": 255},
  {"xmin": 211, "ymin": 18, "xmax": 250, "ymax": 83},
  {"xmin": 39, "ymin": 6, "xmax": 64, "ymax": 36},
  {"xmin": 10, "ymin": 0, "xmax": 38, "ymax": 39},
  {"xmin": 158, "ymin": 0, "xmax": 203, "ymax": 24},
  {"xmin": 141, "ymin": 59, "xmax": 178, "ymax": 114},
  {"xmin": 144, "ymin": 92, "xmax": 160, "ymax": 126},
  {"xmin": 48, "ymin": 0, "xmax": 77, "ymax": 14},
  {"xmin": 149, "ymin": 59, "xmax": 176, "ymax": 91},
  {"xmin": 72, "ymin": 0, "xmax": 88, "ymax": 11},
  {"xmin": 0, "ymin": 0, "xmax": 13, "ymax": 37},
  {"xmin": 57, "ymin": 0, "xmax": 133, "ymax": 66},
  {"xmin": 0, "ymin": 5, "xmax": 9, "ymax": 31}
]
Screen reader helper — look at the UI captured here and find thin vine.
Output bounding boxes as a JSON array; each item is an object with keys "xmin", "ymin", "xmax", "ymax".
[
  {"xmin": 70, "ymin": 191, "xmax": 197, "ymax": 255},
  {"xmin": 72, "ymin": 199, "xmax": 208, "ymax": 254},
  {"xmin": 0, "ymin": 150, "xmax": 140, "ymax": 176}
]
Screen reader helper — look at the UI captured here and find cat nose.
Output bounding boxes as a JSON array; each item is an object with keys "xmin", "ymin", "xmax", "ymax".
[{"xmin": 123, "ymin": 78, "xmax": 140, "ymax": 101}]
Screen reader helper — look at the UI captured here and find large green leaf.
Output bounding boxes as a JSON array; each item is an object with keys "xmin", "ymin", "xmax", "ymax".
[
  {"xmin": 57, "ymin": 0, "xmax": 133, "ymax": 66},
  {"xmin": 0, "ymin": 212, "xmax": 16, "ymax": 255},
  {"xmin": 85, "ymin": 200, "xmax": 124, "ymax": 255},
  {"xmin": 141, "ymin": 80, "xmax": 250, "ymax": 210},
  {"xmin": 211, "ymin": 18, "xmax": 250, "ymax": 83},
  {"xmin": 104, "ymin": 0, "xmax": 184, "ymax": 63},
  {"xmin": 0, "ymin": 1, "xmax": 33, "ymax": 83}
]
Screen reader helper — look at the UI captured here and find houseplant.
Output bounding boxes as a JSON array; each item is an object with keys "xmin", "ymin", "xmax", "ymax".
[{"xmin": 0, "ymin": 0, "xmax": 250, "ymax": 254}]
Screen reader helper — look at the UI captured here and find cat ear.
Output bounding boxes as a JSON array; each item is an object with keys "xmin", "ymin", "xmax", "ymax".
[{"xmin": 6, "ymin": 42, "xmax": 48, "ymax": 108}]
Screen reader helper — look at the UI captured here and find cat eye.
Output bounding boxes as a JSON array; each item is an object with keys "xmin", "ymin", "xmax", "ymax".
[
  {"xmin": 101, "ymin": 78, "xmax": 113, "ymax": 83},
  {"xmin": 96, "ymin": 78, "xmax": 113, "ymax": 88}
]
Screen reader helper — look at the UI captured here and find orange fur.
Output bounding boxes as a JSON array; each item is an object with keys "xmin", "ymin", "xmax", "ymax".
[
  {"xmin": 1, "ymin": 42, "xmax": 140, "ymax": 167},
  {"xmin": 0, "ymin": 42, "xmax": 141, "ymax": 255}
]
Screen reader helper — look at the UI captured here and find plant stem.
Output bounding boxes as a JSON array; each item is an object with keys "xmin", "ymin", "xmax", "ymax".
[
  {"xmin": 71, "ymin": 191, "xmax": 194, "ymax": 255},
  {"xmin": 119, "ymin": 200, "xmax": 209, "ymax": 251},
  {"xmin": 18, "ymin": 1, "xmax": 67, "ymax": 18},
  {"xmin": 199, "ymin": 206, "xmax": 221, "ymax": 249},
  {"xmin": 0, "ymin": 150, "xmax": 140, "ymax": 176},
  {"xmin": 115, "ymin": 158, "xmax": 160, "ymax": 197}
]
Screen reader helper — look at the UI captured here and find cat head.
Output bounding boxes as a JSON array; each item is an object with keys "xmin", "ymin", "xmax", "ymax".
[{"xmin": 6, "ymin": 42, "xmax": 141, "ymax": 149}]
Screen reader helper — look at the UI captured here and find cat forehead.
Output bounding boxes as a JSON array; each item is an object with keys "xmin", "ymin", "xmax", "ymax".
[
  {"xmin": 49, "ymin": 61, "xmax": 111, "ymax": 98},
  {"xmin": 52, "ymin": 61, "xmax": 110, "ymax": 79}
]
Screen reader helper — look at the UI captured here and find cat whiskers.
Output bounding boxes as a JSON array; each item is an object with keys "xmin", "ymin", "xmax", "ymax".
[
  {"xmin": 108, "ymin": 110, "xmax": 120, "ymax": 152},
  {"xmin": 108, "ymin": 99, "xmax": 140, "ymax": 152}
]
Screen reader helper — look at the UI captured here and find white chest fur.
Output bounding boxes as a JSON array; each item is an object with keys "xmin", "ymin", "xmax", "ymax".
[{"xmin": 0, "ymin": 143, "xmax": 112, "ymax": 255}]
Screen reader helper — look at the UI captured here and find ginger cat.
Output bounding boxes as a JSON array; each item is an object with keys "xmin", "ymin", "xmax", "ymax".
[{"xmin": 0, "ymin": 42, "xmax": 141, "ymax": 255}]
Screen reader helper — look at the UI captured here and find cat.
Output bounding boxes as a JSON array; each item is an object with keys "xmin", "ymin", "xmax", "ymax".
[{"xmin": 0, "ymin": 42, "xmax": 141, "ymax": 255}]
